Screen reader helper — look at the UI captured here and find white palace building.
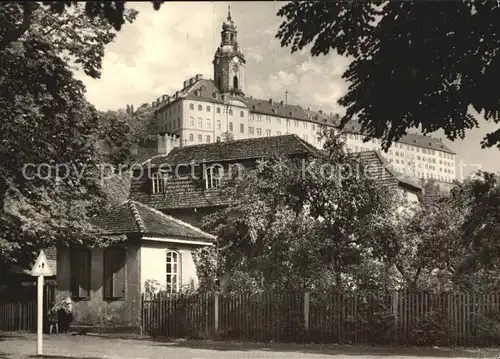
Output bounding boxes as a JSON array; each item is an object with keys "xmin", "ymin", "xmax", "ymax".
[{"xmin": 148, "ymin": 8, "xmax": 457, "ymax": 186}]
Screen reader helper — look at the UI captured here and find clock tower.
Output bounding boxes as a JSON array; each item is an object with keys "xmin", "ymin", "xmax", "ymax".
[{"xmin": 213, "ymin": 6, "xmax": 246, "ymax": 96}]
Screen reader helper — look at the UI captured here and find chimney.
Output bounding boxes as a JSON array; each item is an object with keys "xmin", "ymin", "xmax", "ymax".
[
  {"xmin": 195, "ymin": 74, "xmax": 203, "ymax": 81},
  {"xmin": 189, "ymin": 77, "xmax": 195, "ymax": 85},
  {"xmin": 162, "ymin": 94, "xmax": 169, "ymax": 103},
  {"xmin": 183, "ymin": 80, "xmax": 189, "ymax": 88},
  {"xmin": 175, "ymin": 91, "xmax": 179, "ymax": 98},
  {"xmin": 269, "ymin": 98, "xmax": 272, "ymax": 104},
  {"xmin": 280, "ymin": 100, "xmax": 284, "ymax": 105}
]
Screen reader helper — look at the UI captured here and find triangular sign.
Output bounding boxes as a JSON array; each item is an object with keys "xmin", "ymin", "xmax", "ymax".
[{"xmin": 30, "ymin": 250, "xmax": 52, "ymax": 277}]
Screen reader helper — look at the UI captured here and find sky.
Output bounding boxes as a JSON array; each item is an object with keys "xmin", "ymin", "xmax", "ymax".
[{"xmin": 76, "ymin": 1, "xmax": 499, "ymax": 179}]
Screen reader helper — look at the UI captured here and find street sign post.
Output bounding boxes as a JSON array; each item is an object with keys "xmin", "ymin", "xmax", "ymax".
[{"xmin": 30, "ymin": 250, "xmax": 53, "ymax": 356}]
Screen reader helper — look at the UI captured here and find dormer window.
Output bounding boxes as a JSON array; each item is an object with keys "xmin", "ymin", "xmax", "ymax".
[
  {"xmin": 152, "ymin": 171, "xmax": 168, "ymax": 193},
  {"xmin": 205, "ymin": 165, "xmax": 222, "ymax": 189}
]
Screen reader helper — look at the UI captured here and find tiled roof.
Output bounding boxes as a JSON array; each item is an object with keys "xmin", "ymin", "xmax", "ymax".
[
  {"xmin": 350, "ymin": 150, "xmax": 423, "ymax": 192},
  {"xmin": 150, "ymin": 78, "xmax": 455, "ymax": 154},
  {"xmin": 92, "ymin": 199, "xmax": 215, "ymax": 243},
  {"xmin": 147, "ymin": 134, "xmax": 317, "ymax": 166},
  {"xmin": 97, "ymin": 172, "xmax": 131, "ymax": 207}
]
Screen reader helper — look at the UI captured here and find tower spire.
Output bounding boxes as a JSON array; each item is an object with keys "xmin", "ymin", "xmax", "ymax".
[{"xmin": 227, "ymin": 5, "xmax": 231, "ymax": 21}]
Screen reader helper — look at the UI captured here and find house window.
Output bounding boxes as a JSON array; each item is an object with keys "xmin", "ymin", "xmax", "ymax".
[
  {"xmin": 189, "ymin": 103, "xmax": 194, "ymax": 110},
  {"xmin": 206, "ymin": 119, "xmax": 211, "ymax": 128},
  {"xmin": 229, "ymin": 109, "xmax": 233, "ymax": 116},
  {"xmin": 197, "ymin": 134, "xmax": 202, "ymax": 142},
  {"xmin": 205, "ymin": 165, "xmax": 222, "ymax": 189},
  {"xmin": 189, "ymin": 133, "xmax": 194, "ymax": 142},
  {"xmin": 233, "ymin": 76, "xmax": 238, "ymax": 90},
  {"xmin": 229, "ymin": 122, "xmax": 233, "ymax": 132},
  {"xmin": 103, "ymin": 247, "xmax": 126, "ymax": 300},
  {"xmin": 240, "ymin": 111, "xmax": 244, "ymax": 117},
  {"xmin": 217, "ymin": 120, "xmax": 221, "ymax": 129},
  {"xmin": 206, "ymin": 105, "xmax": 211, "ymax": 112},
  {"xmin": 70, "ymin": 248, "xmax": 91, "ymax": 299},
  {"xmin": 256, "ymin": 128, "xmax": 262, "ymax": 136},
  {"xmin": 206, "ymin": 135, "xmax": 211, "ymax": 142},
  {"xmin": 216, "ymin": 107, "xmax": 221, "ymax": 114},
  {"xmin": 277, "ymin": 118, "xmax": 281, "ymax": 125},
  {"xmin": 152, "ymin": 171, "xmax": 168, "ymax": 193},
  {"xmin": 240, "ymin": 123, "xmax": 244, "ymax": 133},
  {"xmin": 265, "ymin": 129, "xmax": 271, "ymax": 136},
  {"xmin": 277, "ymin": 131, "xmax": 281, "ymax": 135},
  {"xmin": 189, "ymin": 117, "xmax": 194, "ymax": 126},
  {"xmin": 216, "ymin": 136, "xmax": 221, "ymax": 142},
  {"xmin": 198, "ymin": 104, "xmax": 202, "ymax": 111},
  {"xmin": 166, "ymin": 250, "xmax": 181, "ymax": 294},
  {"xmin": 198, "ymin": 118, "xmax": 203, "ymax": 127},
  {"xmin": 249, "ymin": 127, "xmax": 254, "ymax": 135}
]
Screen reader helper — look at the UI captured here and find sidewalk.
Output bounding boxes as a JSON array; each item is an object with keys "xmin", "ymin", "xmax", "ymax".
[{"xmin": 0, "ymin": 332, "xmax": 499, "ymax": 359}]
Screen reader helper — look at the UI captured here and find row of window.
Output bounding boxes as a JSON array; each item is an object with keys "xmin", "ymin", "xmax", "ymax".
[
  {"xmin": 348, "ymin": 134, "xmax": 454, "ymax": 158},
  {"xmin": 188, "ymin": 103, "xmax": 323, "ymax": 131},
  {"xmin": 151, "ymin": 167, "xmax": 221, "ymax": 194},
  {"xmin": 249, "ymin": 115, "xmax": 317, "ymax": 130},
  {"xmin": 187, "ymin": 133, "xmax": 217, "ymax": 143},
  {"xmin": 70, "ymin": 247, "xmax": 182, "ymax": 300},
  {"xmin": 394, "ymin": 167, "xmax": 453, "ymax": 183},
  {"xmin": 189, "ymin": 103, "xmax": 245, "ymax": 117},
  {"xmin": 390, "ymin": 151, "xmax": 455, "ymax": 168}
]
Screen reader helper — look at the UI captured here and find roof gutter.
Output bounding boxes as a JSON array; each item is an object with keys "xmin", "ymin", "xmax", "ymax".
[{"xmin": 141, "ymin": 236, "xmax": 214, "ymax": 246}]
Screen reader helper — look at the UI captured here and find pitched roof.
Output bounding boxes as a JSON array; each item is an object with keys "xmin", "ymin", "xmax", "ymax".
[
  {"xmin": 92, "ymin": 200, "xmax": 215, "ymax": 243},
  {"xmin": 350, "ymin": 150, "xmax": 423, "ymax": 191},
  {"xmin": 150, "ymin": 77, "xmax": 455, "ymax": 154},
  {"xmin": 147, "ymin": 134, "xmax": 317, "ymax": 166},
  {"xmin": 97, "ymin": 172, "xmax": 131, "ymax": 207},
  {"xmin": 8, "ymin": 247, "xmax": 57, "ymax": 276}
]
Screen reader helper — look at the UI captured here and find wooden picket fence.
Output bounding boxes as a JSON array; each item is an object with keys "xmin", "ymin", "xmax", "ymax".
[
  {"xmin": 141, "ymin": 291, "xmax": 500, "ymax": 346},
  {"xmin": 0, "ymin": 282, "xmax": 56, "ymax": 332}
]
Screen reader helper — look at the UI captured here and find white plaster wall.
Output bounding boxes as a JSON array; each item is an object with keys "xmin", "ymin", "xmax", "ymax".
[{"xmin": 139, "ymin": 241, "xmax": 200, "ymax": 294}]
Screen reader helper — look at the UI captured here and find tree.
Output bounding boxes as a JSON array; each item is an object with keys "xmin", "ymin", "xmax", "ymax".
[
  {"xmin": 200, "ymin": 130, "xmax": 395, "ymax": 292},
  {"xmin": 367, "ymin": 195, "xmax": 465, "ymax": 291},
  {"xmin": 220, "ymin": 131, "xmax": 235, "ymax": 142},
  {"xmin": 451, "ymin": 172, "xmax": 500, "ymax": 283},
  {"xmin": 276, "ymin": 1, "xmax": 500, "ymax": 150},
  {"xmin": 0, "ymin": 3, "xmax": 137, "ymax": 265},
  {"xmin": 97, "ymin": 105, "xmax": 157, "ymax": 166},
  {"xmin": 0, "ymin": 1, "xmax": 154, "ymax": 51}
]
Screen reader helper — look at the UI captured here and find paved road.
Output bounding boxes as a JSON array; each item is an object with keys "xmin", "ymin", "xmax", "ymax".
[{"xmin": 0, "ymin": 333, "xmax": 499, "ymax": 359}]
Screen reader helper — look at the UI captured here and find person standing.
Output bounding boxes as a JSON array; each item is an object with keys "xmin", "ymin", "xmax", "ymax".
[{"xmin": 48, "ymin": 301, "xmax": 59, "ymax": 334}]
